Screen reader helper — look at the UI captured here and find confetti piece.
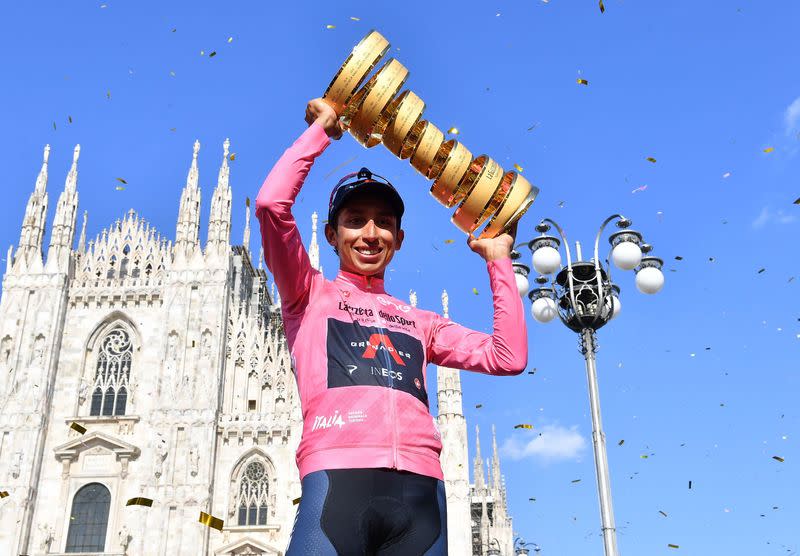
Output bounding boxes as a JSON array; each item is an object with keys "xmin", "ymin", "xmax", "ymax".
[
  {"xmin": 53, "ymin": 122, "xmax": 57, "ymax": 130},
  {"xmin": 106, "ymin": 90, "xmax": 111, "ymax": 99},
  {"xmin": 68, "ymin": 116, "xmax": 73, "ymax": 124},
  {"xmin": 172, "ymin": 28, "xmax": 177, "ymax": 33},
  {"xmin": 599, "ymin": 0, "xmax": 605, "ymax": 13},
  {"xmin": 246, "ymin": 197, "xmax": 251, "ymax": 208},
  {"xmin": 641, "ymin": 454, "xmax": 649, "ymax": 459},
  {"xmin": 763, "ymin": 147, "xmax": 774, "ymax": 153},
  {"xmin": 558, "ymin": 200, "xmax": 565, "ymax": 208},
  {"xmin": 116, "ymin": 177, "xmax": 128, "ymax": 185},
  {"xmin": 115, "ymin": 186, "xmax": 125, "ymax": 191},
  {"xmin": 70, "ymin": 422, "xmax": 87, "ymax": 434},
  {"xmin": 659, "ymin": 510, "xmax": 668, "ymax": 517},
  {"xmin": 757, "ymin": 268, "xmax": 765, "ymax": 274},
  {"xmin": 229, "ymin": 152, "xmax": 236, "ymax": 161},
  {"xmin": 447, "ymin": 127, "xmax": 459, "ymax": 135},
  {"xmin": 529, "ymin": 497, "xmax": 536, "ymax": 501},
  {"xmin": 571, "ymin": 479, "xmax": 581, "ymax": 483},
  {"xmin": 514, "ymin": 424, "xmax": 533, "ymax": 429},
  {"xmin": 200, "ymin": 50, "xmax": 204, "ymax": 56},
  {"xmin": 227, "ymin": 37, "xmax": 233, "ymax": 43},
  {"xmin": 794, "ymin": 197, "xmax": 800, "ymax": 205},
  {"xmin": 631, "ymin": 185, "xmax": 648, "ymax": 194},
  {"xmin": 198, "ymin": 511, "xmax": 224, "ymax": 531},
  {"xmin": 126, "ymin": 497, "xmax": 153, "ymax": 507},
  {"xmin": 326, "ymin": 24, "xmax": 336, "ymax": 29},
  {"xmin": 772, "ymin": 456, "xmax": 785, "ymax": 462},
  {"xmin": 688, "ymin": 480, "xmax": 692, "ymax": 489},
  {"xmin": 527, "ymin": 122, "xmax": 539, "ymax": 131},
  {"xmin": 646, "ymin": 157, "xmax": 656, "ymax": 163},
  {"xmin": 675, "ymin": 256, "xmax": 683, "ymax": 261},
  {"xmin": 514, "ymin": 163, "xmax": 524, "ymax": 173},
  {"xmin": 444, "ymin": 239, "xmax": 455, "ymax": 244},
  {"xmin": 209, "ymin": 51, "xmax": 217, "ymax": 58},
  {"xmin": 169, "ymin": 70, "xmax": 176, "ymax": 77},
  {"xmin": 292, "ymin": 497, "xmax": 302, "ymax": 505},
  {"xmin": 722, "ymin": 172, "xmax": 731, "ymax": 178},
  {"xmin": 577, "ymin": 78, "xmax": 589, "ymax": 85},
  {"xmin": 350, "ymin": 16, "xmax": 360, "ymax": 21},
  {"xmin": 472, "ymin": 287, "xmax": 479, "ymax": 295},
  {"xmin": 0, "ymin": 491, "xmax": 8, "ymax": 499},
  {"xmin": 618, "ymin": 439, "xmax": 625, "ymax": 446},
  {"xmin": 668, "ymin": 544, "xmax": 679, "ymax": 549},
  {"xmin": 475, "ymin": 404, "xmax": 483, "ymax": 408}
]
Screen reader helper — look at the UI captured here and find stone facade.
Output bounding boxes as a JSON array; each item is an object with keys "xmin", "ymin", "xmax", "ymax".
[{"xmin": 0, "ymin": 142, "xmax": 514, "ymax": 555}]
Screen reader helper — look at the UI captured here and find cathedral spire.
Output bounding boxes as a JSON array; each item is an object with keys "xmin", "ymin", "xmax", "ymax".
[
  {"xmin": 409, "ymin": 290, "xmax": 417, "ymax": 308},
  {"xmin": 243, "ymin": 197, "xmax": 251, "ymax": 253},
  {"xmin": 14, "ymin": 144, "xmax": 51, "ymax": 271},
  {"xmin": 491, "ymin": 424, "xmax": 502, "ymax": 490},
  {"xmin": 174, "ymin": 140, "xmax": 202, "ymax": 258},
  {"xmin": 47, "ymin": 145, "xmax": 80, "ymax": 270},
  {"xmin": 206, "ymin": 138, "xmax": 232, "ymax": 255},
  {"xmin": 441, "ymin": 289, "xmax": 449, "ymax": 318},
  {"xmin": 77, "ymin": 210, "xmax": 88, "ymax": 253},
  {"xmin": 309, "ymin": 211, "xmax": 320, "ymax": 271},
  {"xmin": 474, "ymin": 425, "xmax": 486, "ymax": 490}
]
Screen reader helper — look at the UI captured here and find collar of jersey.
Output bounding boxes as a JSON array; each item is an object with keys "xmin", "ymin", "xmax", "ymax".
[{"xmin": 335, "ymin": 270, "xmax": 386, "ymax": 294}]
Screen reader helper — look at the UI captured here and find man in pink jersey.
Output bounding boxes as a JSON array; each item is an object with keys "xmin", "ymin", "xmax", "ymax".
[{"xmin": 256, "ymin": 99, "xmax": 528, "ymax": 555}]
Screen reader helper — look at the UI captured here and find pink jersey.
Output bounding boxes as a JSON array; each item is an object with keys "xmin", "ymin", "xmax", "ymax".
[{"xmin": 256, "ymin": 123, "xmax": 528, "ymax": 481}]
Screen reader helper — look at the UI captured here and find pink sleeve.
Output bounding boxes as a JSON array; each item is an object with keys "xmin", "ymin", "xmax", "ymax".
[
  {"xmin": 427, "ymin": 258, "xmax": 528, "ymax": 375},
  {"xmin": 255, "ymin": 123, "xmax": 331, "ymax": 315}
]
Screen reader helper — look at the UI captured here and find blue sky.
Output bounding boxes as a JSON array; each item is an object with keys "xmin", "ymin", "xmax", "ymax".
[{"xmin": 1, "ymin": 1, "xmax": 798, "ymax": 554}]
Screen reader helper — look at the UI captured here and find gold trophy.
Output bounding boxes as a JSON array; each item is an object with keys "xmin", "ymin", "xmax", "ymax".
[{"xmin": 323, "ymin": 30, "xmax": 538, "ymax": 239}]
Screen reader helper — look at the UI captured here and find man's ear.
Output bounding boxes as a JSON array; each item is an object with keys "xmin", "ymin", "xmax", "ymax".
[
  {"xmin": 394, "ymin": 228, "xmax": 405, "ymax": 251},
  {"xmin": 324, "ymin": 223, "xmax": 337, "ymax": 248}
]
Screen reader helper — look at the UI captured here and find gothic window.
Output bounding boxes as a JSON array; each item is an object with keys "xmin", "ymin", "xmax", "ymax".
[
  {"xmin": 65, "ymin": 483, "xmax": 110, "ymax": 553},
  {"xmin": 89, "ymin": 327, "xmax": 132, "ymax": 416},
  {"xmin": 237, "ymin": 461, "xmax": 269, "ymax": 526}
]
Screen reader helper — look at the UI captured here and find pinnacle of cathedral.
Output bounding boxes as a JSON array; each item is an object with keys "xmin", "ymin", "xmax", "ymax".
[
  {"xmin": 441, "ymin": 289, "xmax": 449, "ymax": 318},
  {"xmin": 207, "ymin": 139, "xmax": 233, "ymax": 253},
  {"xmin": 309, "ymin": 212, "xmax": 320, "ymax": 271},
  {"xmin": 77, "ymin": 211, "xmax": 88, "ymax": 253},
  {"xmin": 243, "ymin": 197, "xmax": 251, "ymax": 254},
  {"xmin": 409, "ymin": 289, "xmax": 417, "ymax": 308},
  {"xmin": 491, "ymin": 424, "xmax": 502, "ymax": 490},
  {"xmin": 46, "ymin": 145, "xmax": 81, "ymax": 270},
  {"xmin": 174, "ymin": 140, "xmax": 202, "ymax": 256},
  {"xmin": 473, "ymin": 424, "xmax": 486, "ymax": 490},
  {"xmin": 14, "ymin": 144, "xmax": 51, "ymax": 271}
]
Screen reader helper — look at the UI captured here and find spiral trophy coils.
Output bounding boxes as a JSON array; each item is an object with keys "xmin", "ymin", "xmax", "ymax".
[{"xmin": 323, "ymin": 30, "xmax": 538, "ymax": 238}]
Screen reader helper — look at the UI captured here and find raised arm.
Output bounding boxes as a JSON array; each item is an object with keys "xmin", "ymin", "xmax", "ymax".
[
  {"xmin": 427, "ymin": 234, "xmax": 528, "ymax": 375},
  {"xmin": 255, "ymin": 99, "xmax": 344, "ymax": 315}
]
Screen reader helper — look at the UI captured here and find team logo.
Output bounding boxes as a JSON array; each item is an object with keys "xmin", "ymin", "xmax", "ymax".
[{"xmin": 361, "ymin": 334, "xmax": 407, "ymax": 366}]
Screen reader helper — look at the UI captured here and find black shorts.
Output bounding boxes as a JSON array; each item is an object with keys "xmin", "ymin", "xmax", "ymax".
[{"xmin": 286, "ymin": 468, "xmax": 448, "ymax": 556}]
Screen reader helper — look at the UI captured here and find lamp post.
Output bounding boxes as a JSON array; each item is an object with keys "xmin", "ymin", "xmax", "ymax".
[
  {"xmin": 514, "ymin": 537, "xmax": 541, "ymax": 555},
  {"xmin": 511, "ymin": 215, "xmax": 664, "ymax": 556}
]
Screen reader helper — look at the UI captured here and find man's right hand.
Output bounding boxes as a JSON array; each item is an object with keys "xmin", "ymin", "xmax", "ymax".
[{"xmin": 305, "ymin": 98, "xmax": 345, "ymax": 140}]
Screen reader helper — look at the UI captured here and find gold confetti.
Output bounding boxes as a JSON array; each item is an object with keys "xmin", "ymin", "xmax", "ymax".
[
  {"xmin": 209, "ymin": 51, "xmax": 217, "ymax": 58},
  {"xmin": 641, "ymin": 454, "xmax": 649, "ymax": 459},
  {"xmin": 326, "ymin": 24, "xmax": 336, "ymax": 29},
  {"xmin": 0, "ymin": 491, "xmax": 8, "ymax": 498},
  {"xmin": 444, "ymin": 239, "xmax": 455, "ymax": 244},
  {"xmin": 618, "ymin": 439, "xmax": 625, "ymax": 446},
  {"xmin": 688, "ymin": 480, "xmax": 692, "ymax": 489},
  {"xmin": 772, "ymin": 456, "xmax": 785, "ymax": 462},
  {"xmin": 246, "ymin": 197, "xmax": 251, "ymax": 208},
  {"xmin": 577, "ymin": 78, "xmax": 589, "ymax": 86},
  {"xmin": 793, "ymin": 197, "xmax": 800, "ymax": 205},
  {"xmin": 757, "ymin": 268, "xmax": 766, "ymax": 274},
  {"xmin": 292, "ymin": 497, "xmax": 302, "ymax": 505},
  {"xmin": 472, "ymin": 287, "xmax": 479, "ymax": 295},
  {"xmin": 169, "ymin": 70, "xmax": 176, "ymax": 77},
  {"xmin": 68, "ymin": 116, "xmax": 73, "ymax": 124},
  {"xmin": 227, "ymin": 37, "xmax": 233, "ymax": 43},
  {"xmin": 646, "ymin": 157, "xmax": 656, "ymax": 163},
  {"xmin": 763, "ymin": 146, "xmax": 774, "ymax": 153},
  {"xmin": 198, "ymin": 511, "xmax": 224, "ymax": 531},
  {"xmin": 170, "ymin": 128, "xmax": 177, "ymax": 132},
  {"xmin": 229, "ymin": 152, "xmax": 236, "ymax": 161},
  {"xmin": 599, "ymin": 0, "xmax": 605, "ymax": 13},
  {"xmin": 475, "ymin": 404, "xmax": 483, "ymax": 408},
  {"xmin": 350, "ymin": 16, "xmax": 360, "ymax": 21},
  {"xmin": 106, "ymin": 90, "xmax": 111, "ymax": 99},
  {"xmin": 126, "ymin": 497, "xmax": 153, "ymax": 507},
  {"xmin": 659, "ymin": 510, "xmax": 668, "ymax": 517},
  {"xmin": 70, "ymin": 422, "xmax": 87, "ymax": 434},
  {"xmin": 514, "ymin": 163, "xmax": 524, "ymax": 173},
  {"xmin": 115, "ymin": 186, "xmax": 125, "ymax": 191},
  {"xmin": 514, "ymin": 424, "xmax": 533, "ymax": 429},
  {"xmin": 53, "ymin": 121, "xmax": 57, "ymax": 130},
  {"xmin": 722, "ymin": 172, "xmax": 731, "ymax": 178},
  {"xmin": 571, "ymin": 479, "xmax": 581, "ymax": 483},
  {"xmin": 668, "ymin": 544, "xmax": 679, "ymax": 549},
  {"xmin": 447, "ymin": 127, "xmax": 459, "ymax": 135},
  {"xmin": 116, "ymin": 177, "xmax": 128, "ymax": 185},
  {"xmin": 200, "ymin": 50, "xmax": 204, "ymax": 56}
]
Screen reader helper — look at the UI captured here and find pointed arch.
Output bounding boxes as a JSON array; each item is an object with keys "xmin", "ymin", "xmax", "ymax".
[
  {"xmin": 65, "ymin": 482, "xmax": 110, "ymax": 552},
  {"xmin": 229, "ymin": 448, "xmax": 276, "ymax": 527}
]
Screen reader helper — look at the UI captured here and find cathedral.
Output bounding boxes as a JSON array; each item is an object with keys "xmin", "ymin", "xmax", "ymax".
[{"xmin": 0, "ymin": 140, "xmax": 517, "ymax": 555}]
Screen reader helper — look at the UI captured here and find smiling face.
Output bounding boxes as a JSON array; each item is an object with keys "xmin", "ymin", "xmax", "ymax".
[{"xmin": 324, "ymin": 191, "xmax": 404, "ymax": 279}]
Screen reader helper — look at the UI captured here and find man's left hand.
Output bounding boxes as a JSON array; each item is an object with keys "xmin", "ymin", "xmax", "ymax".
[{"xmin": 467, "ymin": 232, "xmax": 514, "ymax": 262}]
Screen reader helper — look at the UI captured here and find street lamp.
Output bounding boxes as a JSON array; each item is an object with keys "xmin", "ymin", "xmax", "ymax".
[
  {"xmin": 512, "ymin": 214, "xmax": 664, "ymax": 556},
  {"xmin": 514, "ymin": 537, "xmax": 541, "ymax": 555}
]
